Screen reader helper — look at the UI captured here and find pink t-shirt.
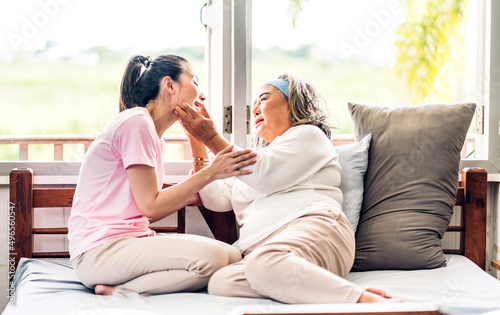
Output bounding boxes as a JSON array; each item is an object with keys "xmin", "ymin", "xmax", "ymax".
[{"xmin": 68, "ymin": 107, "xmax": 164, "ymax": 260}]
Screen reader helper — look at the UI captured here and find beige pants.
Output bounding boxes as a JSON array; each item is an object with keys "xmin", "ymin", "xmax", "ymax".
[
  {"xmin": 72, "ymin": 233, "xmax": 241, "ymax": 295},
  {"xmin": 208, "ymin": 209, "xmax": 365, "ymax": 304}
]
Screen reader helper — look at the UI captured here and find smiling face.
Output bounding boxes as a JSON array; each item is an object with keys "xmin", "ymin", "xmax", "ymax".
[
  {"xmin": 253, "ymin": 84, "xmax": 293, "ymax": 143},
  {"xmin": 174, "ymin": 64, "xmax": 205, "ymax": 108}
]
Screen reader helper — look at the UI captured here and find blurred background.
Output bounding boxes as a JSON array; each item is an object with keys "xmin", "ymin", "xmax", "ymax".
[{"xmin": 0, "ymin": 0, "xmax": 477, "ymax": 160}]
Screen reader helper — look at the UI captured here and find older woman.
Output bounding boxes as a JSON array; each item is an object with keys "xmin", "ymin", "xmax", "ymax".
[{"xmin": 175, "ymin": 73, "xmax": 395, "ymax": 303}]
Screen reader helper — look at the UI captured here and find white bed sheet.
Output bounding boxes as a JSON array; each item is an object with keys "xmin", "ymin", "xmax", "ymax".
[{"xmin": 2, "ymin": 255, "xmax": 500, "ymax": 315}]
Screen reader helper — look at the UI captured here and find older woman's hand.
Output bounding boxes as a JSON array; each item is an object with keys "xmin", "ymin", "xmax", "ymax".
[{"xmin": 175, "ymin": 102, "xmax": 219, "ymax": 144}]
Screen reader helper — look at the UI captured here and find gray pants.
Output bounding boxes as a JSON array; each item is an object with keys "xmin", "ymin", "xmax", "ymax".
[
  {"xmin": 208, "ymin": 209, "xmax": 365, "ymax": 303},
  {"xmin": 72, "ymin": 233, "xmax": 241, "ymax": 294}
]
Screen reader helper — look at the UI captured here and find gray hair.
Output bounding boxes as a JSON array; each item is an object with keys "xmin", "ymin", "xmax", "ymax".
[
  {"xmin": 279, "ymin": 73, "xmax": 332, "ymax": 138},
  {"xmin": 254, "ymin": 73, "xmax": 332, "ymax": 149}
]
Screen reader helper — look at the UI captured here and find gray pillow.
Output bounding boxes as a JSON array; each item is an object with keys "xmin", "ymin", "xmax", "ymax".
[
  {"xmin": 335, "ymin": 134, "xmax": 371, "ymax": 233},
  {"xmin": 349, "ymin": 102, "xmax": 476, "ymax": 271}
]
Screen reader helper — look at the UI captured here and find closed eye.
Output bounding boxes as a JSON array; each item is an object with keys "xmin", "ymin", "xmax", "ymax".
[{"xmin": 258, "ymin": 92, "xmax": 271, "ymax": 103}]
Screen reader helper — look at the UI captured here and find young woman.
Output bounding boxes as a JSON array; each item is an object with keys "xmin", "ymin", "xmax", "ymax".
[
  {"xmin": 68, "ymin": 54, "xmax": 256, "ymax": 295},
  {"xmin": 175, "ymin": 73, "xmax": 397, "ymax": 303}
]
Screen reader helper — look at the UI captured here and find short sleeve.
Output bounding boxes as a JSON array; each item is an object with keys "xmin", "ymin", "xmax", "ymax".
[{"xmin": 112, "ymin": 114, "xmax": 159, "ymax": 169}]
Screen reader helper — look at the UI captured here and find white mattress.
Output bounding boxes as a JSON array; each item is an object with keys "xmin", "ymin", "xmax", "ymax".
[{"xmin": 3, "ymin": 255, "xmax": 500, "ymax": 315}]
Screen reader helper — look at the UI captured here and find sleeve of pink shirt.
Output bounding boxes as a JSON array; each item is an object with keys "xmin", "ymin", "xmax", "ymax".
[{"xmin": 112, "ymin": 114, "xmax": 159, "ymax": 169}]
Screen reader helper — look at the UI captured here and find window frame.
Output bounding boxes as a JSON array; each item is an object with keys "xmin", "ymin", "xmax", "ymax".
[
  {"xmin": 460, "ymin": 0, "xmax": 500, "ymax": 173},
  {"xmin": 204, "ymin": 0, "xmax": 251, "ymax": 149}
]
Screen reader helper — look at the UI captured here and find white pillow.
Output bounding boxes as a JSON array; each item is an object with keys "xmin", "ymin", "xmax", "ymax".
[{"xmin": 335, "ymin": 134, "xmax": 371, "ymax": 233}]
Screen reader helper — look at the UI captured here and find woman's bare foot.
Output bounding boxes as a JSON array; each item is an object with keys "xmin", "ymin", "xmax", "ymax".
[
  {"xmin": 357, "ymin": 287, "xmax": 402, "ymax": 303},
  {"xmin": 94, "ymin": 284, "xmax": 116, "ymax": 295}
]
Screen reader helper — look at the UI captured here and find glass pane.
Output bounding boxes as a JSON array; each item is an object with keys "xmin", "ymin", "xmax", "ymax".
[
  {"xmin": 0, "ymin": 0, "xmax": 206, "ymax": 161},
  {"xmin": 252, "ymin": 0, "xmax": 477, "ymax": 158}
]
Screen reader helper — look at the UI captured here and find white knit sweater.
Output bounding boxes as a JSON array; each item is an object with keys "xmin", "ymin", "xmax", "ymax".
[{"xmin": 199, "ymin": 125, "xmax": 343, "ymax": 252}]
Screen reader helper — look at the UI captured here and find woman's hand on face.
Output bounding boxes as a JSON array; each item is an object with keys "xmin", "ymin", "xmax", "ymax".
[
  {"xmin": 205, "ymin": 145, "xmax": 257, "ymax": 180},
  {"xmin": 175, "ymin": 101, "xmax": 218, "ymax": 144},
  {"xmin": 183, "ymin": 100, "xmax": 207, "ymax": 142}
]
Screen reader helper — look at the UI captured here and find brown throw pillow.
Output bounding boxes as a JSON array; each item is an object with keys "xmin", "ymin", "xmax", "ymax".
[{"xmin": 349, "ymin": 102, "xmax": 476, "ymax": 270}]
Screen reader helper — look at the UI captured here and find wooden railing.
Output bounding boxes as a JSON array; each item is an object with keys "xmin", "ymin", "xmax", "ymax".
[
  {"xmin": 0, "ymin": 134, "xmax": 476, "ymax": 161},
  {"xmin": 0, "ymin": 134, "xmax": 192, "ymax": 161}
]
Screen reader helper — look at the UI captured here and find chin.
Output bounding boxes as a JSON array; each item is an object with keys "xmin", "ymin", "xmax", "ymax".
[{"xmin": 258, "ymin": 135, "xmax": 272, "ymax": 144}]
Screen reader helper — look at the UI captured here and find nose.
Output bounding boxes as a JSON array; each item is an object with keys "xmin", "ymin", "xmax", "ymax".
[
  {"xmin": 252, "ymin": 102, "xmax": 260, "ymax": 116},
  {"xmin": 199, "ymin": 93, "xmax": 206, "ymax": 101}
]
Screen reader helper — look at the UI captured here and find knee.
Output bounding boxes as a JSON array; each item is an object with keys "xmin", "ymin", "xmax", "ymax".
[
  {"xmin": 226, "ymin": 245, "xmax": 242, "ymax": 264},
  {"xmin": 244, "ymin": 247, "xmax": 284, "ymax": 292},
  {"xmin": 195, "ymin": 244, "xmax": 229, "ymax": 276},
  {"xmin": 207, "ymin": 267, "xmax": 233, "ymax": 296}
]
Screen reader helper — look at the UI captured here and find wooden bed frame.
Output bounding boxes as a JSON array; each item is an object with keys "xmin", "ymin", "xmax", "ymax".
[
  {"xmin": 7, "ymin": 167, "xmax": 489, "ymax": 315},
  {"xmin": 9, "ymin": 167, "xmax": 488, "ymax": 269}
]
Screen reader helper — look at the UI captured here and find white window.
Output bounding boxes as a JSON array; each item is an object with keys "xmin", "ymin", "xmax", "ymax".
[
  {"xmin": 204, "ymin": 0, "xmax": 252, "ymax": 149},
  {"xmin": 463, "ymin": 0, "xmax": 500, "ymax": 173},
  {"xmin": 226, "ymin": 0, "xmax": 500, "ymax": 172}
]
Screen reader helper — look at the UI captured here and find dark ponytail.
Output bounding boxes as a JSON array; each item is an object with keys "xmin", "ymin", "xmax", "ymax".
[{"xmin": 119, "ymin": 54, "xmax": 189, "ymax": 112}]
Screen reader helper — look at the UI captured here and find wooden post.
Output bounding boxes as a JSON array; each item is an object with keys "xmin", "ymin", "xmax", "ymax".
[
  {"xmin": 54, "ymin": 143, "xmax": 64, "ymax": 160},
  {"xmin": 19, "ymin": 144, "xmax": 28, "ymax": 160},
  {"xmin": 177, "ymin": 208, "xmax": 185, "ymax": 234},
  {"xmin": 9, "ymin": 168, "xmax": 34, "ymax": 268},
  {"xmin": 462, "ymin": 167, "xmax": 487, "ymax": 270},
  {"xmin": 84, "ymin": 141, "xmax": 92, "ymax": 154}
]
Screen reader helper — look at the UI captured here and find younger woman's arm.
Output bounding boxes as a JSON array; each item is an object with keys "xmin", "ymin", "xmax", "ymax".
[{"xmin": 127, "ymin": 145, "xmax": 256, "ymax": 222}]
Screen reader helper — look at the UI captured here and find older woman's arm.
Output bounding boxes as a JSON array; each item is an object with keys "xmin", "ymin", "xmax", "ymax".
[
  {"xmin": 198, "ymin": 177, "xmax": 236, "ymax": 212},
  {"xmin": 237, "ymin": 125, "xmax": 338, "ymax": 193},
  {"xmin": 175, "ymin": 102, "xmax": 336, "ymax": 195}
]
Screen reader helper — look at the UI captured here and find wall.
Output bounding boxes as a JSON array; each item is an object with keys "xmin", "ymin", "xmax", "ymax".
[{"xmin": 489, "ymin": 182, "xmax": 500, "ymax": 278}]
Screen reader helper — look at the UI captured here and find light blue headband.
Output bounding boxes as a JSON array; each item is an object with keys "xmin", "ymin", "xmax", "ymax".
[{"xmin": 263, "ymin": 79, "xmax": 289, "ymax": 98}]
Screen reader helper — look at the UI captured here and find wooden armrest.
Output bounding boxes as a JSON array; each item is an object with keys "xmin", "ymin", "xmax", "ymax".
[{"xmin": 461, "ymin": 168, "xmax": 487, "ymax": 270}]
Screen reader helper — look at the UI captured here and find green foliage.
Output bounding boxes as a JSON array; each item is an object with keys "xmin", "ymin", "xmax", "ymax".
[
  {"xmin": 251, "ymin": 45, "xmax": 401, "ymax": 134},
  {"xmin": 287, "ymin": 0, "xmax": 310, "ymax": 28},
  {"xmin": 288, "ymin": 0, "xmax": 470, "ymax": 104},
  {"xmin": 394, "ymin": 0, "xmax": 467, "ymax": 104}
]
